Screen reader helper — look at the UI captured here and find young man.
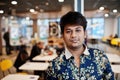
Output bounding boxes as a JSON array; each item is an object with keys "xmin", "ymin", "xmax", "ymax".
[{"xmin": 46, "ymin": 11, "xmax": 114, "ymax": 80}]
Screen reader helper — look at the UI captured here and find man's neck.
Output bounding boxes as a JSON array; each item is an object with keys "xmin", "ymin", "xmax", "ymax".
[
  {"xmin": 68, "ymin": 45, "xmax": 85, "ymax": 68},
  {"xmin": 68, "ymin": 45, "xmax": 85, "ymax": 58}
]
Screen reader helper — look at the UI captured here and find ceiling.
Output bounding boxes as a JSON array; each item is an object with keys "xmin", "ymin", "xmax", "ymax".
[
  {"xmin": 84, "ymin": 0, "xmax": 120, "ymax": 11},
  {"xmin": 84, "ymin": 0, "xmax": 120, "ymax": 18},
  {"xmin": 0, "ymin": 0, "xmax": 120, "ymax": 18},
  {"xmin": 0, "ymin": 0, "xmax": 74, "ymax": 14}
]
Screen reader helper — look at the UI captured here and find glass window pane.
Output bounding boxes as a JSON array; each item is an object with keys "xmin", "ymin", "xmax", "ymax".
[{"xmin": 87, "ymin": 18, "xmax": 104, "ymax": 39}]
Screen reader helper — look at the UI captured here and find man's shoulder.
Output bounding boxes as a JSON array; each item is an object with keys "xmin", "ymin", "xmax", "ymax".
[
  {"xmin": 88, "ymin": 48, "xmax": 104, "ymax": 53},
  {"xmin": 88, "ymin": 48, "xmax": 105, "ymax": 58}
]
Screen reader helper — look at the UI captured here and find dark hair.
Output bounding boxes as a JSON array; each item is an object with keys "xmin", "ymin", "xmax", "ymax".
[{"xmin": 60, "ymin": 11, "xmax": 87, "ymax": 34}]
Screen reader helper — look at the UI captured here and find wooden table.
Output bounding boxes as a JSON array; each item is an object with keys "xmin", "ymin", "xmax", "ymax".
[{"xmin": 1, "ymin": 74, "xmax": 39, "ymax": 80}]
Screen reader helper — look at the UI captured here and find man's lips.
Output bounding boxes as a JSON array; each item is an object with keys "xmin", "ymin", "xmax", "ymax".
[{"xmin": 70, "ymin": 39, "xmax": 78, "ymax": 43}]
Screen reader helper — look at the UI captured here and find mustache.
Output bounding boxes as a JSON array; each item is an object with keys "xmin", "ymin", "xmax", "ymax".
[{"xmin": 69, "ymin": 38, "xmax": 78, "ymax": 41}]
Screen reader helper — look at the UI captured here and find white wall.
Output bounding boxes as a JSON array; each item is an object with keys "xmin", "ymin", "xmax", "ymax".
[
  {"xmin": 104, "ymin": 17, "xmax": 118, "ymax": 37},
  {"xmin": 113, "ymin": 18, "xmax": 118, "ymax": 35}
]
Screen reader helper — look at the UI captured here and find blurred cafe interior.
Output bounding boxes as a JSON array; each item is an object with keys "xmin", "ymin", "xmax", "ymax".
[{"xmin": 0, "ymin": 0, "xmax": 120, "ymax": 80}]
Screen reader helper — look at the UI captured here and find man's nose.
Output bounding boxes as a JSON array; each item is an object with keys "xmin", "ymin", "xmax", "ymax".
[{"xmin": 71, "ymin": 31, "xmax": 76, "ymax": 37}]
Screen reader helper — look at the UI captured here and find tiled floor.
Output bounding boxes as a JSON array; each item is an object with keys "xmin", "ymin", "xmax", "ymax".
[{"xmin": 0, "ymin": 42, "xmax": 120, "ymax": 80}]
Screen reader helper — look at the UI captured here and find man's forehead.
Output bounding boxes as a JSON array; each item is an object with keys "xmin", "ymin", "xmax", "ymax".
[{"xmin": 65, "ymin": 25, "xmax": 83, "ymax": 29}]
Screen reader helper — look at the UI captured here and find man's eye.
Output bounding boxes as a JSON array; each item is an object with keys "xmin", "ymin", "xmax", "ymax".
[
  {"xmin": 66, "ymin": 30, "xmax": 71, "ymax": 33},
  {"xmin": 76, "ymin": 29, "xmax": 81, "ymax": 32}
]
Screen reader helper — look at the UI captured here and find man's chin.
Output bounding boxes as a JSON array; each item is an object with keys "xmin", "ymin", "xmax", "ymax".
[{"xmin": 69, "ymin": 46, "xmax": 81, "ymax": 50}]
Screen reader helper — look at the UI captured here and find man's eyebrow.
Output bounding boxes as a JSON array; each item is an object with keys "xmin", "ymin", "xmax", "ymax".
[
  {"xmin": 65, "ymin": 28, "xmax": 71, "ymax": 30},
  {"xmin": 76, "ymin": 27, "xmax": 81, "ymax": 29}
]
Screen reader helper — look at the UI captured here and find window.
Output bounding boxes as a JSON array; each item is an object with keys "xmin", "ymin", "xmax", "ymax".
[{"xmin": 87, "ymin": 18, "xmax": 104, "ymax": 39}]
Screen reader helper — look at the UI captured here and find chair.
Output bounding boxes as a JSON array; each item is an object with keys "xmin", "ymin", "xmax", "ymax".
[
  {"xmin": 0, "ymin": 59, "xmax": 16, "ymax": 78},
  {"xmin": 0, "ymin": 59, "xmax": 27, "ymax": 79},
  {"xmin": 111, "ymin": 38, "xmax": 120, "ymax": 47},
  {"xmin": 0, "ymin": 61, "xmax": 4, "ymax": 79},
  {"xmin": 0, "ymin": 59, "xmax": 12, "ymax": 71}
]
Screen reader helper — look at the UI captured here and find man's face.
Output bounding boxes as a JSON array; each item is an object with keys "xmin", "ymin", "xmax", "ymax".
[{"xmin": 63, "ymin": 25, "xmax": 86, "ymax": 50}]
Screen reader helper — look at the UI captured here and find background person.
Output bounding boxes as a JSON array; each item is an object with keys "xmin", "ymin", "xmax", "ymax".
[
  {"xmin": 114, "ymin": 34, "xmax": 118, "ymax": 38},
  {"xmin": 14, "ymin": 45, "xmax": 29, "ymax": 72},
  {"xmin": 3, "ymin": 29, "xmax": 12, "ymax": 55},
  {"xmin": 29, "ymin": 41, "xmax": 44, "ymax": 61},
  {"xmin": 46, "ymin": 11, "xmax": 114, "ymax": 80}
]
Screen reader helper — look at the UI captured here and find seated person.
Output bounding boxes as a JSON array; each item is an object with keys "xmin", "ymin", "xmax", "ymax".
[
  {"xmin": 14, "ymin": 45, "xmax": 29, "ymax": 72},
  {"xmin": 43, "ymin": 46, "xmax": 54, "ymax": 55},
  {"xmin": 29, "ymin": 41, "xmax": 44, "ymax": 61},
  {"xmin": 114, "ymin": 34, "xmax": 118, "ymax": 38}
]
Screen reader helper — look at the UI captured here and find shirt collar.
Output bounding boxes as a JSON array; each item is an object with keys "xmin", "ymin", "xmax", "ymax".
[{"xmin": 64, "ymin": 44, "xmax": 90, "ymax": 59}]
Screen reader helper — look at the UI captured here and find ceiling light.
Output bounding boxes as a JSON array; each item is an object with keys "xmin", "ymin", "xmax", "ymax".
[
  {"xmin": 10, "ymin": 16, "xmax": 14, "ymax": 19},
  {"xmin": 99, "ymin": 7, "xmax": 104, "ymax": 11},
  {"xmin": 11, "ymin": 1, "xmax": 17, "ymax": 5},
  {"xmin": 113, "ymin": 9, "xmax": 117, "ymax": 13},
  {"xmin": 35, "ymin": 6, "xmax": 39, "ymax": 9},
  {"xmin": 40, "ymin": 9, "xmax": 44, "ymax": 12},
  {"xmin": 104, "ymin": 13, "xmax": 109, "ymax": 17},
  {"xmin": 58, "ymin": 0, "xmax": 64, "ymax": 2},
  {"xmin": 26, "ymin": 17, "xmax": 30, "ymax": 20},
  {"xmin": 30, "ymin": 9, "xmax": 35, "ymax": 13},
  {"xmin": 45, "ymin": 2, "xmax": 49, "ymax": 6},
  {"xmin": 0, "ymin": 10, "xmax": 4, "ymax": 14}
]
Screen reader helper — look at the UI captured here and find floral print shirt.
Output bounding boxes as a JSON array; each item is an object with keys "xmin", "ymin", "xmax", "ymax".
[{"xmin": 46, "ymin": 47, "xmax": 114, "ymax": 80}]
